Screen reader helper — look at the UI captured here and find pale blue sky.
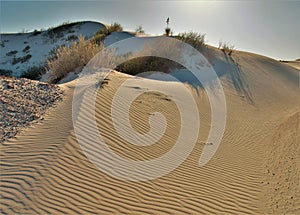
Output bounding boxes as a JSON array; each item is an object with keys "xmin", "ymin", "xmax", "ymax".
[{"xmin": 1, "ymin": 1, "xmax": 299, "ymax": 60}]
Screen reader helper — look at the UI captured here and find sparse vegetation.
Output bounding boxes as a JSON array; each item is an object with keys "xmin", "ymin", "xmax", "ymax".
[
  {"xmin": 135, "ymin": 25, "xmax": 145, "ymax": 34},
  {"xmin": 0, "ymin": 69, "xmax": 13, "ymax": 76},
  {"xmin": 47, "ymin": 21, "xmax": 80, "ymax": 41},
  {"xmin": 48, "ymin": 21, "xmax": 78, "ymax": 34},
  {"xmin": 19, "ymin": 28, "xmax": 29, "ymax": 34},
  {"xmin": 176, "ymin": 32, "xmax": 207, "ymax": 50},
  {"xmin": 46, "ymin": 36, "xmax": 100, "ymax": 83},
  {"xmin": 12, "ymin": 54, "xmax": 32, "ymax": 65},
  {"xmin": 219, "ymin": 40, "xmax": 235, "ymax": 56},
  {"xmin": 66, "ymin": 35, "xmax": 78, "ymax": 41},
  {"xmin": 6, "ymin": 50, "xmax": 18, "ymax": 56},
  {"xmin": 93, "ymin": 22, "xmax": 123, "ymax": 43},
  {"xmin": 108, "ymin": 22, "xmax": 123, "ymax": 32},
  {"xmin": 32, "ymin": 29, "xmax": 42, "ymax": 36},
  {"xmin": 23, "ymin": 45, "xmax": 30, "ymax": 53},
  {"xmin": 21, "ymin": 65, "xmax": 45, "ymax": 80},
  {"xmin": 68, "ymin": 29, "xmax": 75, "ymax": 34}
]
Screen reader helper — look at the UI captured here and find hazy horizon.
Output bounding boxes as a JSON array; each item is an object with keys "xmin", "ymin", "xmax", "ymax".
[{"xmin": 1, "ymin": 1, "xmax": 299, "ymax": 60}]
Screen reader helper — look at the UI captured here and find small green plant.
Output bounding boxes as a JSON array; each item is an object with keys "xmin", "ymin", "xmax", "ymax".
[
  {"xmin": 176, "ymin": 32, "xmax": 207, "ymax": 50},
  {"xmin": 219, "ymin": 40, "xmax": 235, "ymax": 55}
]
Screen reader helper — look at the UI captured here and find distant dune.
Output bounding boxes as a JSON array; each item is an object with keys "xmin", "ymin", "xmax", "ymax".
[
  {"xmin": 0, "ymin": 21, "xmax": 299, "ymax": 214},
  {"xmin": 0, "ymin": 21, "xmax": 105, "ymax": 77}
]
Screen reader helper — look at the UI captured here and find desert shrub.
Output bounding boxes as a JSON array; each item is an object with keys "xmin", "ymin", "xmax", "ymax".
[
  {"xmin": 33, "ymin": 29, "xmax": 41, "ymax": 36},
  {"xmin": 219, "ymin": 40, "xmax": 235, "ymax": 55},
  {"xmin": 93, "ymin": 22, "xmax": 123, "ymax": 44},
  {"xmin": 48, "ymin": 21, "xmax": 78, "ymax": 34},
  {"xmin": 46, "ymin": 36, "xmax": 100, "ymax": 83},
  {"xmin": 135, "ymin": 25, "xmax": 145, "ymax": 34},
  {"xmin": 0, "ymin": 69, "xmax": 13, "ymax": 76},
  {"xmin": 165, "ymin": 27, "xmax": 171, "ymax": 36},
  {"xmin": 21, "ymin": 65, "xmax": 45, "ymax": 80},
  {"xmin": 109, "ymin": 22, "xmax": 123, "ymax": 32},
  {"xmin": 47, "ymin": 21, "xmax": 79, "ymax": 41},
  {"xmin": 6, "ymin": 50, "xmax": 18, "ymax": 56},
  {"xmin": 12, "ymin": 54, "xmax": 32, "ymax": 65},
  {"xmin": 23, "ymin": 45, "xmax": 30, "ymax": 53},
  {"xmin": 93, "ymin": 29, "xmax": 108, "ymax": 43},
  {"xmin": 176, "ymin": 32, "xmax": 206, "ymax": 50}
]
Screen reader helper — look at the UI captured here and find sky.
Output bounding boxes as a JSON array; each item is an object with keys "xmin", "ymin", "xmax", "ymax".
[{"xmin": 0, "ymin": 1, "xmax": 299, "ymax": 60}]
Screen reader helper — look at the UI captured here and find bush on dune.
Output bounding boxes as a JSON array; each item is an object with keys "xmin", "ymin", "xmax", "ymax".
[
  {"xmin": 46, "ymin": 35, "xmax": 124, "ymax": 84},
  {"xmin": 218, "ymin": 40, "xmax": 235, "ymax": 56},
  {"xmin": 176, "ymin": 32, "xmax": 207, "ymax": 50},
  {"xmin": 93, "ymin": 22, "xmax": 123, "ymax": 44},
  {"xmin": 135, "ymin": 25, "xmax": 145, "ymax": 34},
  {"xmin": 46, "ymin": 36, "xmax": 99, "ymax": 83}
]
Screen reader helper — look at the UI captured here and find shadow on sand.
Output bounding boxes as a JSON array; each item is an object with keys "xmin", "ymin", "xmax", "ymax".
[{"xmin": 223, "ymin": 52, "xmax": 254, "ymax": 105}]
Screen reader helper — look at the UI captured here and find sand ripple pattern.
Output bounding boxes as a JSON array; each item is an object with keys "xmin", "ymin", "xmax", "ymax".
[{"xmin": 1, "ymin": 50, "xmax": 299, "ymax": 214}]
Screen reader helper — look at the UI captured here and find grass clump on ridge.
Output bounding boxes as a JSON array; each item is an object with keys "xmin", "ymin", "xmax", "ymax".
[
  {"xmin": 93, "ymin": 22, "xmax": 123, "ymax": 44},
  {"xmin": 218, "ymin": 40, "xmax": 235, "ymax": 56},
  {"xmin": 176, "ymin": 32, "xmax": 207, "ymax": 50}
]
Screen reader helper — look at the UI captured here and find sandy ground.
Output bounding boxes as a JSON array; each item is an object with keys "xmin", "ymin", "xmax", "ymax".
[{"xmin": 1, "ymin": 50, "xmax": 299, "ymax": 214}]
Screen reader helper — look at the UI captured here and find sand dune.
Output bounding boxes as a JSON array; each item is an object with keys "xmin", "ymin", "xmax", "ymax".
[
  {"xmin": 1, "ymin": 49, "xmax": 299, "ymax": 214},
  {"xmin": 0, "ymin": 21, "xmax": 105, "ymax": 77}
]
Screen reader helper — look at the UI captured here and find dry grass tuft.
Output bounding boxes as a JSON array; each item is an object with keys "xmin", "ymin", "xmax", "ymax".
[{"xmin": 46, "ymin": 36, "xmax": 99, "ymax": 83}]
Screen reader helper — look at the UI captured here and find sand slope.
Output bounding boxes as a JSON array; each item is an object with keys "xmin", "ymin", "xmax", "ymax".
[
  {"xmin": 1, "ymin": 49, "xmax": 299, "ymax": 214},
  {"xmin": 0, "ymin": 21, "xmax": 105, "ymax": 77}
]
